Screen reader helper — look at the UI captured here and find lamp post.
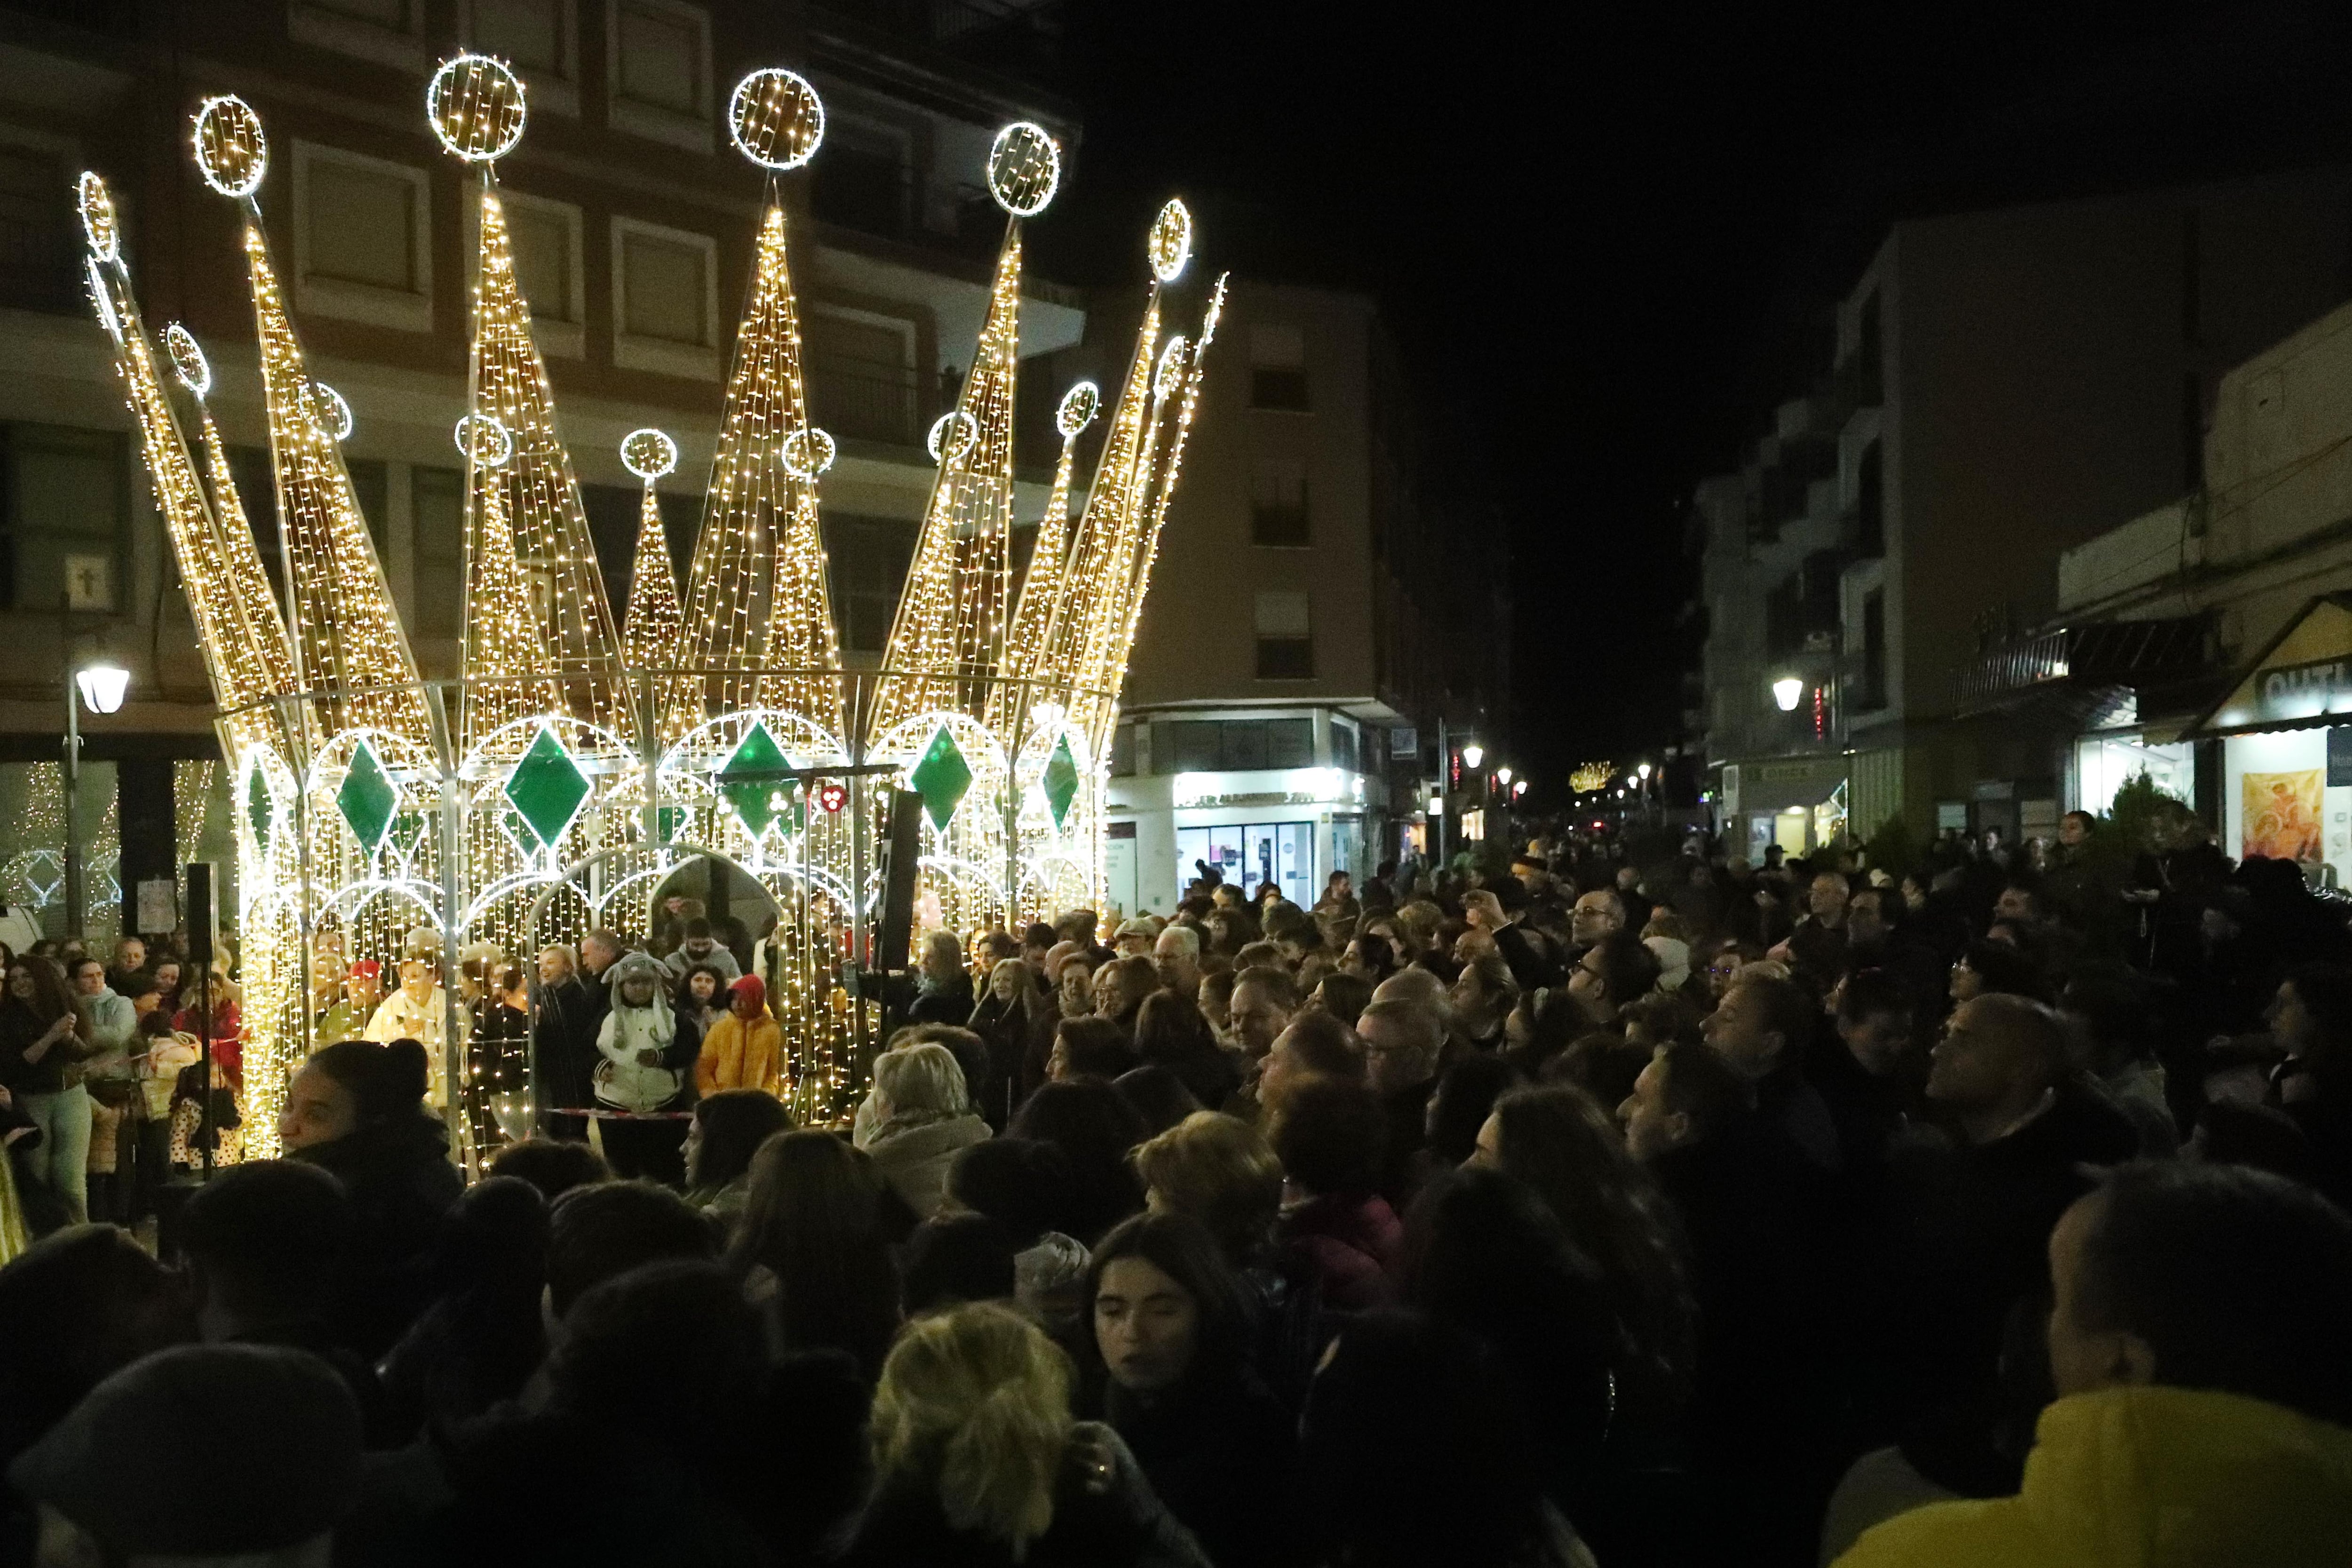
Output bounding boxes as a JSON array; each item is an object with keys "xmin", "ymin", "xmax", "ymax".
[{"xmin": 64, "ymin": 663, "xmax": 129, "ymax": 939}]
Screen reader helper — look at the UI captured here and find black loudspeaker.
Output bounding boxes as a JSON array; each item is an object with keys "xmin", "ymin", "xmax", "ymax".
[
  {"xmin": 184, "ymin": 861, "xmax": 218, "ymax": 965},
  {"xmin": 874, "ymin": 790, "xmax": 922, "ymax": 970}
]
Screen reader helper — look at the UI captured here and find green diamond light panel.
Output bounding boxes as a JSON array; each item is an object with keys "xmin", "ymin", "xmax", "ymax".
[
  {"xmin": 910, "ymin": 724, "xmax": 973, "ymax": 829},
  {"xmin": 1042, "ymin": 734, "xmax": 1080, "ymax": 828},
  {"xmin": 717, "ymin": 722, "xmax": 801, "ymax": 838},
  {"xmin": 503, "ymin": 724, "xmax": 593, "ymax": 849},
  {"xmin": 336, "ymin": 739, "xmax": 398, "ymax": 854}
]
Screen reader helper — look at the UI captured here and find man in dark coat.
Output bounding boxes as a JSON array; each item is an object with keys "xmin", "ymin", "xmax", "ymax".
[{"xmin": 1878, "ymin": 992, "xmax": 2139, "ymax": 1493}]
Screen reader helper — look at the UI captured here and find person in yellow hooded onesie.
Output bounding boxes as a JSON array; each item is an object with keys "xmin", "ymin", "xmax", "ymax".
[{"xmin": 1836, "ymin": 1160, "xmax": 2352, "ymax": 1567}]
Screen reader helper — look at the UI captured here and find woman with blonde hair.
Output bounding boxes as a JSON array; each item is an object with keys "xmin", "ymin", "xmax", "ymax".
[
  {"xmin": 842, "ymin": 1299, "xmax": 1211, "ymax": 1566},
  {"xmin": 862, "ymin": 1041, "xmax": 991, "ymax": 1217}
]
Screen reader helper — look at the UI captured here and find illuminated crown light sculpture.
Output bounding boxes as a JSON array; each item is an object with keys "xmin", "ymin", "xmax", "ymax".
[{"xmin": 83, "ymin": 55, "xmax": 1221, "ymax": 1166}]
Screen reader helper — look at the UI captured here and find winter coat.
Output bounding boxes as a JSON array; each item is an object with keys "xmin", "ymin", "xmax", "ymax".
[
  {"xmin": 864, "ymin": 1110, "xmax": 993, "ymax": 1218},
  {"xmin": 1834, "ymin": 1386, "xmax": 2352, "ymax": 1568},
  {"xmin": 1103, "ymin": 1368, "xmax": 1305, "ymax": 1568},
  {"xmin": 1277, "ymin": 1190, "xmax": 1401, "ymax": 1311},
  {"xmin": 292, "ymin": 1113, "xmax": 464, "ymax": 1359},
  {"xmin": 696, "ymin": 1011, "xmax": 782, "ymax": 1098}
]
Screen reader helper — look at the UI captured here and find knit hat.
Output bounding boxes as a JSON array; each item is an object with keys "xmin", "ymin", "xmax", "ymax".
[
  {"xmin": 8, "ymin": 1344, "xmax": 361, "ymax": 1555},
  {"xmin": 604, "ymin": 951, "xmax": 669, "ymax": 998},
  {"xmin": 729, "ymin": 974, "xmax": 767, "ymax": 1012}
]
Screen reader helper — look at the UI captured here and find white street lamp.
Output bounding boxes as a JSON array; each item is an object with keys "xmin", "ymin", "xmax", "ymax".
[
  {"xmin": 1772, "ymin": 676, "xmax": 1804, "ymax": 712},
  {"xmin": 1495, "ymin": 766, "xmax": 1513, "ymax": 786},
  {"xmin": 64, "ymin": 662, "xmax": 130, "ymax": 937},
  {"xmin": 1461, "ymin": 743, "xmax": 1484, "ymax": 770},
  {"xmin": 1637, "ymin": 763, "xmax": 1652, "ymax": 781},
  {"xmin": 76, "ymin": 664, "xmax": 129, "ymax": 714}
]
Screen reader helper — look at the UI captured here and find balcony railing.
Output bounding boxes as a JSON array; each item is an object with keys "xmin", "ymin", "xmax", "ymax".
[{"xmin": 807, "ymin": 354, "xmax": 922, "ymax": 448}]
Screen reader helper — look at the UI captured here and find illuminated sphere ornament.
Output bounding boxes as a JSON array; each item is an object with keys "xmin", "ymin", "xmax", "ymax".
[
  {"xmin": 985, "ymin": 121, "xmax": 1060, "ymax": 216},
  {"xmin": 1056, "ymin": 381, "xmax": 1100, "ymax": 437},
  {"xmin": 192, "ymin": 95, "xmax": 268, "ymax": 198},
  {"xmin": 727, "ymin": 68, "xmax": 824, "ymax": 170},
  {"xmin": 1154, "ymin": 334, "xmax": 1189, "ymax": 399},
  {"xmin": 455, "ymin": 413, "xmax": 514, "ymax": 469},
  {"xmin": 780, "ymin": 427, "xmax": 835, "ymax": 481},
  {"xmin": 162, "ymin": 324, "xmax": 212, "ymax": 398},
  {"xmin": 310, "ymin": 382, "xmax": 353, "ymax": 442},
  {"xmin": 1147, "ymin": 199, "xmax": 1192, "ymax": 284},
  {"xmin": 77, "ymin": 173, "xmax": 119, "ymax": 262},
  {"xmin": 427, "ymin": 54, "xmax": 527, "ymax": 163},
  {"xmin": 620, "ymin": 427, "xmax": 679, "ymax": 481},
  {"xmin": 927, "ymin": 410, "xmax": 978, "ymax": 465}
]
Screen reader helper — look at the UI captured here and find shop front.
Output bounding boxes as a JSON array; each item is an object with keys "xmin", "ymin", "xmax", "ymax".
[
  {"xmin": 2189, "ymin": 594, "xmax": 2352, "ymax": 888},
  {"xmin": 1720, "ymin": 755, "xmax": 1850, "ymax": 860}
]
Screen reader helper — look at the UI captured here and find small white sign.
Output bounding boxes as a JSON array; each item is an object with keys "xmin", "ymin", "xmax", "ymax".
[
  {"xmin": 64, "ymin": 554, "xmax": 114, "ymax": 611},
  {"xmin": 135, "ymin": 876, "xmax": 177, "ymax": 935}
]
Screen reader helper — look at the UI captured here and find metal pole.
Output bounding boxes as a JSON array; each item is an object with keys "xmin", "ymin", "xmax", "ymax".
[
  {"xmin": 62, "ymin": 677, "xmax": 82, "ymax": 941},
  {"xmin": 1435, "ymin": 714, "xmax": 1448, "ymax": 872}
]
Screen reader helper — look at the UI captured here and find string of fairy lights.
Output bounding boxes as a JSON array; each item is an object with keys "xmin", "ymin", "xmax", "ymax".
[
  {"xmin": 463, "ymin": 185, "xmax": 627, "ymax": 734},
  {"xmin": 83, "ymin": 59, "xmax": 1214, "ymax": 1154},
  {"xmin": 870, "ymin": 225, "xmax": 1027, "ymax": 738},
  {"xmin": 618, "ymin": 429, "xmax": 698, "ymax": 745}
]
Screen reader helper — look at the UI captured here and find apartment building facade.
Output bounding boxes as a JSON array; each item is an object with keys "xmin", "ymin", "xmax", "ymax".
[
  {"xmin": 1695, "ymin": 166, "xmax": 2352, "ymax": 858},
  {"xmin": 1997, "ymin": 284, "xmax": 2352, "ymax": 886},
  {"xmin": 1066, "ymin": 280, "xmax": 1505, "ymax": 915},
  {"xmin": 0, "ymin": 0, "xmax": 1079, "ymax": 938}
]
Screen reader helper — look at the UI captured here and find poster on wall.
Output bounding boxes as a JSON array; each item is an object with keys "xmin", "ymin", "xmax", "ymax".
[{"xmin": 2242, "ymin": 769, "xmax": 2325, "ymax": 863}]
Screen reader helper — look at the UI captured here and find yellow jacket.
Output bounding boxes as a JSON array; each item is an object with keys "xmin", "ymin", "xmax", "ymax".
[
  {"xmin": 697, "ymin": 1011, "xmax": 782, "ymax": 1098},
  {"xmin": 1836, "ymin": 1385, "xmax": 2352, "ymax": 1568}
]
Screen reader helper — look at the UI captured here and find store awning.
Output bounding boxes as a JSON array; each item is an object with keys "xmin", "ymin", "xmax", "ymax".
[
  {"xmin": 1723, "ymin": 756, "xmax": 1848, "ymax": 815},
  {"xmin": 2185, "ymin": 594, "xmax": 2352, "ymax": 738},
  {"xmin": 1955, "ymin": 616, "xmax": 2214, "ymax": 725}
]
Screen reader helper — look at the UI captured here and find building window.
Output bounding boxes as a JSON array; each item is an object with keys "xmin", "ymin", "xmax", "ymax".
[
  {"xmin": 411, "ymin": 465, "xmax": 464, "ymax": 644},
  {"xmin": 1331, "ymin": 719, "xmax": 1357, "ymax": 774},
  {"xmin": 0, "ymin": 146, "xmax": 79, "ymax": 316},
  {"xmin": 1853, "ymin": 288, "xmax": 1883, "ymax": 405},
  {"xmin": 1856, "ymin": 440, "xmax": 1883, "ymax": 555},
  {"xmin": 1248, "ymin": 323, "xmax": 1308, "ymax": 412},
  {"xmin": 464, "ymin": 0, "xmax": 576, "ymax": 113},
  {"xmin": 1, "ymin": 424, "xmax": 126, "ymax": 613},
  {"xmin": 810, "ymin": 120, "xmax": 911, "ymax": 239},
  {"xmin": 475, "ymin": 188, "xmax": 585, "ymax": 357},
  {"xmin": 471, "ymin": 0, "xmax": 565, "ymax": 68},
  {"xmin": 1254, "ymin": 590, "xmax": 1313, "ymax": 679},
  {"xmin": 805, "ymin": 310, "xmax": 920, "ymax": 446},
  {"xmin": 610, "ymin": 216, "xmax": 719, "ymax": 379},
  {"xmin": 288, "ymin": 0, "xmax": 430, "ymax": 69},
  {"xmin": 1162, "ymin": 718, "xmax": 1314, "ymax": 773},
  {"xmin": 1110, "ymin": 722, "xmax": 1136, "ymax": 778},
  {"xmin": 1250, "ymin": 459, "xmax": 1310, "ymax": 546},
  {"xmin": 605, "ymin": 0, "xmax": 712, "ymax": 153},
  {"xmin": 826, "ymin": 514, "xmax": 919, "ymax": 653},
  {"xmin": 1860, "ymin": 589, "xmax": 1887, "ymax": 710},
  {"xmin": 292, "ymin": 143, "xmax": 432, "ymax": 333}
]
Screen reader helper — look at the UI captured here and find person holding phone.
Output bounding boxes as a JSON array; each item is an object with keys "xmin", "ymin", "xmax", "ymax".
[{"xmin": 0, "ymin": 958, "xmax": 100, "ymax": 1222}]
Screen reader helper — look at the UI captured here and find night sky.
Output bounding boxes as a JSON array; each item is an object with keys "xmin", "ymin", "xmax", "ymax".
[{"xmin": 1025, "ymin": 2, "xmax": 2352, "ymax": 802}]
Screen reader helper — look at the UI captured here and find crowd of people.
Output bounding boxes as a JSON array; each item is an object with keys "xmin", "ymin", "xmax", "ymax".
[{"xmin": 3, "ymin": 810, "xmax": 2352, "ymax": 1565}]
